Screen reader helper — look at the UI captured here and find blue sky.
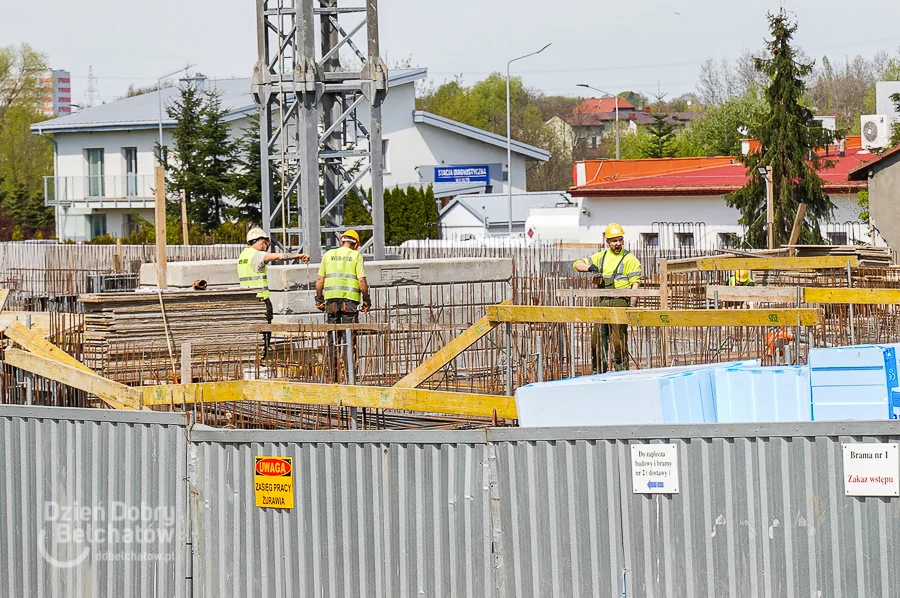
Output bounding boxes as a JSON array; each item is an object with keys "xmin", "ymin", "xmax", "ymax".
[{"xmin": 4, "ymin": 0, "xmax": 900, "ymax": 104}]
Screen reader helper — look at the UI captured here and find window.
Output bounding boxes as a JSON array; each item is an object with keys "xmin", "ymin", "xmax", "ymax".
[
  {"xmin": 123, "ymin": 147, "xmax": 138, "ymax": 196},
  {"xmin": 87, "ymin": 214, "xmax": 107, "ymax": 239},
  {"xmin": 827, "ymin": 232, "xmax": 848, "ymax": 245},
  {"xmin": 674, "ymin": 232, "xmax": 695, "ymax": 248},
  {"xmin": 86, "ymin": 149, "xmax": 104, "ymax": 197},
  {"xmin": 381, "ymin": 139, "xmax": 390, "ymax": 173},
  {"xmin": 640, "ymin": 233, "xmax": 659, "ymax": 247},
  {"xmin": 717, "ymin": 232, "xmax": 738, "ymax": 249}
]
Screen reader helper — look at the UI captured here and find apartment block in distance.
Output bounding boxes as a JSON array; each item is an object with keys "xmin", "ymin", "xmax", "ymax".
[{"xmin": 42, "ymin": 70, "xmax": 72, "ymax": 116}]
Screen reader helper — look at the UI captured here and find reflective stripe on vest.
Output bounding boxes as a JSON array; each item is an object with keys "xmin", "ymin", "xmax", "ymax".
[
  {"xmin": 237, "ymin": 247, "xmax": 269, "ymax": 299},
  {"xmin": 596, "ymin": 249, "xmax": 631, "ymax": 289},
  {"xmin": 322, "ymin": 246, "xmax": 362, "ymax": 302}
]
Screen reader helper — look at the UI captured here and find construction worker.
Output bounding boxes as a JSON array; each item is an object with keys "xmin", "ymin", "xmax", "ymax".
[
  {"xmin": 573, "ymin": 223, "xmax": 642, "ymax": 373},
  {"xmin": 238, "ymin": 227, "xmax": 309, "ymax": 355},
  {"xmin": 315, "ymin": 230, "xmax": 371, "ymax": 324},
  {"xmin": 728, "ymin": 270, "xmax": 756, "ymax": 286}
]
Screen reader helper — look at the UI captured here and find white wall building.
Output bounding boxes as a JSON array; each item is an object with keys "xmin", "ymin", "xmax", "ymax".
[{"xmin": 32, "ymin": 68, "xmax": 548, "ymax": 241}]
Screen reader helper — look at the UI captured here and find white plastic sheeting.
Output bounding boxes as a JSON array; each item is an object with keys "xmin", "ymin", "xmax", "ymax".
[{"xmin": 809, "ymin": 344, "xmax": 900, "ymax": 420}]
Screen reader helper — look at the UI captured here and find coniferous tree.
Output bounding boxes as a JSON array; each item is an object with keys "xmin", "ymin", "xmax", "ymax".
[
  {"xmin": 725, "ymin": 10, "xmax": 835, "ymax": 247},
  {"xmin": 228, "ymin": 114, "xmax": 263, "ymax": 223},
  {"xmin": 641, "ymin": 113, "xmax": 678, "ymax": 158}
]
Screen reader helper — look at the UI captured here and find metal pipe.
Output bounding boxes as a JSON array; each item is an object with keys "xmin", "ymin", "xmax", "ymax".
[
  {"xmin": 847, "ymin": 259, "xmax": 855, "ymax": 345},
  {"xmin": 505, "ymin": 322, "xmax": 513, "ymax": 396},
  {"xmin": 535, "ymin": 332, "xmax": 543, "ymax": 383},
  {"xmin": 345, "ymin": 328, "xmax": 358, "ymax": 429}
]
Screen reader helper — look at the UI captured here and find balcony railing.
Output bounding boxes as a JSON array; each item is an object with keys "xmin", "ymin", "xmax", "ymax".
[{"xmin": 43, "ymin": 175, "xmax": 157, "ymax": 208}]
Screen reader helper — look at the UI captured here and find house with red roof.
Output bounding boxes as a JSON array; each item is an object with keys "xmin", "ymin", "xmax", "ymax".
[
  {"xmin": 524, "ymin": 137, "xmax": 881, "ymax": 250},
  {"xmin": 848, "ymin": 144, "xmax": 900, "ymax": 250}
]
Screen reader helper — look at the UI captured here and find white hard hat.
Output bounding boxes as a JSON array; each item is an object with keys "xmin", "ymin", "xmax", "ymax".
[{"xmin": 246, "ymin": 227, "xmax": 268, "ymax": 243}]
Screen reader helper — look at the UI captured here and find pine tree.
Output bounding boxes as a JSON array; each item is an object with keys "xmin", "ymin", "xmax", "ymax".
[
  {"xmin": 725, "ymin": 10, "xmax": 835, "ymax": 248},
  {"xmin": 642, "ymin": 113, "xmax": 677, "ymax": 158},
  {"xmin": 163, "ymin": 84, "xmax": 237, "ymax": 232},
  {"xmin": 228, "ymin": 114, "xmax": 263, "ymax": 223}
]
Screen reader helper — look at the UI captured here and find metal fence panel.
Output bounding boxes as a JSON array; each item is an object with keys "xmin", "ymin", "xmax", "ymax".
[
  {"xmin": 0, "ymin": 405, "xmax": 189, "ymax": 598},
  {"xmin": 187, "ymin": 428, "xmax": 492, "ymax": 598}
]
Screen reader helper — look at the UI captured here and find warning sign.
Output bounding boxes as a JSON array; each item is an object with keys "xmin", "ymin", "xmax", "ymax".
[
  {"xmin": 254, "ymin": 456, "xmax": 294, "ymax": 508},
  {"xmin": 631, "ymin": 443, "xmax": 680, "ymax": 494},
  {"xmin": 842, "ymin": 443, "xmax": 899, "ymax": 497}
]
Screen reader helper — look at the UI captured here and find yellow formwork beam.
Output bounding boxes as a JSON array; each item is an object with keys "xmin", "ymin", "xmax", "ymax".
[
  {"xmin": 4, "ymin": 349, "xmax": 142, "ymax": 410},
  {"xmin": 628, "ymin": 308, "xmax": 820, "ymax": 327},
  {"xmin": 4, "ymin": 321, "xmax": 135, "ymax": 410},
  {"xmin": 486, "ymin": 305, "xmax": 630, "ymax": 324},
  {"xmin": 693, "ymin": 256, "xmax": 858, "ymax": 272},
  {"xmin": 393, "ymin": 314, "xmax": 499, "ymax": 388},
  {"xmin": 803, "ymin": 287, "xmax": 900, "ymax": 305},
  {"xmin": 141, "ymin": 379, "xmax": 517, "ymax": 420}
]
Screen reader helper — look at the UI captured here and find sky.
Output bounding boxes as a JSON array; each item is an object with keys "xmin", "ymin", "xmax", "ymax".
[{"xmin": 4, "ymin": 0, "xmax": 900, "ymax": 106}]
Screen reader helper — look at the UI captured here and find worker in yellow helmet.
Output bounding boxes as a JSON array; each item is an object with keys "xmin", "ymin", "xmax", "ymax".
[
  {"xmin": 728, "ymin": 270, "xmax": 755, "ymax": 287},
  {"xmin": 315, "ymin": 230, "xmax": 371, "ymax": 324},
  {"xmin": 238, "ymin": 227, "xmax": 309, "ymax": 356},
  {"xmin": 572, "ymin": 223, "xmax": 643, "ymax": 373}
]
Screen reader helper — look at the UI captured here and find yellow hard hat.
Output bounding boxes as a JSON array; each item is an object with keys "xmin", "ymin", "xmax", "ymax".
[
  {"xmin": 604, "ymin": 222, "xmax": 625, "ymax": 239},
  {"xmin": 246, "ymin": 227, "xmax": 268, "ymax": 243},
  {"xmin": 736, "ymin": 270, "xmax": 751, "ymax": 283},
  {"xmin": 341, "ymin": 229, "xmax": 360, "ymax": 245}
]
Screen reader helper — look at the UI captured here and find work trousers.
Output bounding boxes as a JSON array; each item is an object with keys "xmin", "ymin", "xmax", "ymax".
[
  {"xmin": 324, "ymin": 299, "xmax": 360, "ymax": 325},
  {"xmin": 591, "ymin": 297, "xmax": 629, "ymax": 373},
  {"xmin": 261, "ymin": 297, "xmax": 273, "ymax": 359}
]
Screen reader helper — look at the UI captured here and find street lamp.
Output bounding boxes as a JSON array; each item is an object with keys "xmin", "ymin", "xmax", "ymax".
[
  {"xmin": 577, "ymin": 84, "xmax": 620, "ymax": 160},
  {"xmin": 506, "ymin": 43, "xmax": 551, "ymax": 236},
  {"xmin": 157, "ymin": 64, "xmax": 195, "ymax": 164},
  {"xmin": 757, "ymin": 165, "xmax": 774, "ymax": 249}
]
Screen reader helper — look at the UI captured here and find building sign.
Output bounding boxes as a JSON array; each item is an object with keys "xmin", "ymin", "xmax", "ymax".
[
  {"xmin": 254, "ymin": 456, "xmax": 294, "ymax": 508},
  {"xmin": 631, "ymin": 443, "xmax": 680, "ymax": 494},
  {"xmin": 434, "ymin": 165, "xmax": 491, "ymax": 184},
  {"xmin": 842, "ymin": 443, "xmax": 899, "ymax": 497}
]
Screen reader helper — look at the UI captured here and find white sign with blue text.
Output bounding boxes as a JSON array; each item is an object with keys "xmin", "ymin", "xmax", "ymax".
[{"xmin": 631, "ymin": 443, "xmax": 680, "ymax": 494}]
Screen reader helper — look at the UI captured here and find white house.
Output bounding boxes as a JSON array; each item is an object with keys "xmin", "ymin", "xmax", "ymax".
[
  {"xmin": 439, "ymin": 191, "xmax": 573, "ymax": 240},
  {"xmin": 31, "ymin": 68, "xmax": 549, "ymax": 241}
]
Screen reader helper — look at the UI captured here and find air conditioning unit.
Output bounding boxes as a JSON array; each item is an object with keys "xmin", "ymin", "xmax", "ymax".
[{"xmin": 861, "ymin": 115, "xmax": 893, "ymax": 149}]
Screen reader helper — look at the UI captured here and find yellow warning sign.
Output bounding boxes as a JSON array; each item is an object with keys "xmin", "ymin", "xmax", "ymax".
[{"xmin": 254, "ymin": 456, "xmax": 294, "ymax": 509}]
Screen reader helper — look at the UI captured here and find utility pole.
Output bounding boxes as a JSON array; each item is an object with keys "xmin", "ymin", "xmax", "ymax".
[
  {"xmin": 154, "ymin": 166, "xmax": 168, "ymax": 289},
  {"xmin": 180, "ymin": 189, "xmax": 189, "ymax": 245}
]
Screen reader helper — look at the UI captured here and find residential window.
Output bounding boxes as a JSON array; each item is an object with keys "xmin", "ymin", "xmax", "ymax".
[
  {"xmin": 674, "ymin": 232, "xmax": 695, "ymax": 248},
  {"xmin": 588, "ymin": 136, "xmax": 597, "ymax": 149},
  {"xmin": 640, "ymin": 233, "xmax": 659, "ymax": 247},
  {"xmin": 827, "ymin": 232, "xmax": 848, "ymax": 245},
  {"xmin": 717, "ymin": 232, "xmax": 738, "ymax": 249},
  {"xmin": 88, "ymin": 214, "xmax": 107, "ymax": 239},
  {"xmin": 381, "ymin": 139, "xmax": 390, "ymax": 174},
  {"xmin": 86, "ymin": 149, "xmax": 104, "ymax": 197},
  {"xmin": 123, "ymin": 147, "xmax": 138, "ymax": 196}
]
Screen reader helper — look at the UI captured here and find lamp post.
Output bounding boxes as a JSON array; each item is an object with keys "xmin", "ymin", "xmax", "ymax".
[
  {"xmin": 757, "ymin": 165, "xmax": 775, "ymax": 249},
  {"xmin": 157, "ymin": 64, "xmax": 195, "ymax": 164},
  {"xmin": 576, "ymin": 84, "xmax": 620, "ymax": 160},
  {"xmin": 506, "ymin": 43, "xmax": 551, "ymax": 236}
]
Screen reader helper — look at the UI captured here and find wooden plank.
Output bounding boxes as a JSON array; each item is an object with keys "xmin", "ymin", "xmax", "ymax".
[
  {"xmin": 556, "ymin": 288, "xmax": 660, "ymax": 299},
  {"xmin": 139, "ymin": 379, "xmax": 518, "ymax": 420},
  {"xmin": 0, "ymin": 289, "xmax": 9, "ymax": 311},
  {"xmin": 787, "ymin": 203, "xmax": 807, "ymax": 256},
  {"xmin": 628, "ymin": 308, "xmax": 820, "ymax": 328},
  {"xmin": 705, "ymin": 285, "xmax": 801, "ymax": 303},
  {"xmin": 694, "ymin": 256, "xmax": 858, "ymax": 272},
  {"xmin": 803, "ymin": 287, "xmax": 900, "ymax": 305},
  {"xmin": 3, "ymin": 321, "xmax": 135, "ymax": 410},
  {"xmin": 154, "ymin": 165, "xmax": 168, "ymax": 289},
  {"xmin": 3, "ymin": 349, "xmax": 142, "ymax": 409},
  {"xmin": 486, "ymin": 305, "xmax": 630, "ymax": 324},
  {"xmin": 393, "ymin": 315, "xmax": 499, "ymax": 388}
]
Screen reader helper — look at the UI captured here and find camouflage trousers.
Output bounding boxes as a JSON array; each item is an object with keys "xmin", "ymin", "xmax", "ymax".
[{"xmin": 591, "ymin": 297, "xmax": 629, "ymax": 373}]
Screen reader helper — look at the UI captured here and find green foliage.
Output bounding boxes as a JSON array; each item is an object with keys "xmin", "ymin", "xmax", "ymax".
[
  {"xmin": 890, "ymin": 93, "xmax": 900, "ymax": 148},
  {"xmin": 343, "ymin": 185, "xmax": 439, "ymax": 245},
  {"xmin": 857, "ymin": 189, "xmax": 869, "ymax": 223},
  {"xmin": 618, "ymin": 91, "xmax": 648, "ymax": 109},
  {"xmin": 641, "ymin": 114, "xmax": 678, "ymax": 158},
  {"xmin": 162, "ymin": 84, "xmax": 237, "ymax": 232},
  {"xmin": 682, "ymin": 92, "xmax": 768, "ymax": 156},
  {"xmin": 228, "ymin": 113, "xmax": 263, "ymax": 223},
  {"xmin": 87, "ymin": 212, "xmax": 248, "ymax": 245},
  {"xmin": 725, "ymin": 10, "xmax": 835, "ymax": 248},
  {"xmin": 0, "ymin": 44, "xmax": 55, "ymax": 240}
]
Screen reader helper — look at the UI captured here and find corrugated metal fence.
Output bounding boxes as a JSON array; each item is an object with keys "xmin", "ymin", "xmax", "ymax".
[{"xmin": 4, "ymin": 406, "xmax": 900, "ymax": 597}]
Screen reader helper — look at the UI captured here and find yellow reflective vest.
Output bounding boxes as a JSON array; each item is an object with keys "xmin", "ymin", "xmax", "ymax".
[
  {"xmin": 319, "ymin": 246, "xmax": 365, "ymax": 302},
  {"xmin": 237, "ymin": 247, "xmax": 269, "ymax": 299},
  {"xmin": 574, "ymin": 249, "xmax": 642, "ymax": 289}
]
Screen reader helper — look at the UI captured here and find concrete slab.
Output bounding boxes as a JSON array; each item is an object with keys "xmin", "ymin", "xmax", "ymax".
[{"xmin": 139, "ymin": 260, "xmax": 239, "ymax": 288}]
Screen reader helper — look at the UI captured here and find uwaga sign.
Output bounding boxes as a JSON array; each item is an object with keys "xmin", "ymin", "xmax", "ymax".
[{"xmin": 254, "ymin": 456, "xmax": 294, "ymax": 508}]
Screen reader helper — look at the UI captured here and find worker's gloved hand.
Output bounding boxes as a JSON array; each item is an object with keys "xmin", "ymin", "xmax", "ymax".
[
  {"xmin": 315, "ymin": 296, "xmax": 326, "ymax": 311},
  {"xmin": 587, "ymin": 264, "xmax": 600, "ymax": 274},
  {"xmin": 296, "ymin": 253, "xmax": 310, "ymax": 264},
  {"xmin": 361, "ymin": 295, "xmax": 372, "ymax": 313}
]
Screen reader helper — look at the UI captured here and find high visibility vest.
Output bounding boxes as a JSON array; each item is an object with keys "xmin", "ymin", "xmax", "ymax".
[
  {"xmin": 321, "ymin": 246, "xmax": 363, "ymax": 302},
  {"xmin": 575, "ymin": 249, "xmax": 642, "ymax": 289},
  {"xmin": 237, "ymin": 247, "xmax": 269, "ymax": 299},
  {"xmin": 728, "ymin": 276, "xmax": 756, "ymax": 287}
]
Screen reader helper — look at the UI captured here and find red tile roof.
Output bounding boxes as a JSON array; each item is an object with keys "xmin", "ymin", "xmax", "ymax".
[
  {"xmin": 574, "ymin": 97, "xmax": 635, "ymax": 114},
  {"xmin": 571, "ymin": 144, "xmax": 877, "ymax": 197}
]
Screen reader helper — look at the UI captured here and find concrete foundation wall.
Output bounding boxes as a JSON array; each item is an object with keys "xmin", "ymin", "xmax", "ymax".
[{"xmin": 869, "ymin": 153, "xmax": 900, "ymax": 249}]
